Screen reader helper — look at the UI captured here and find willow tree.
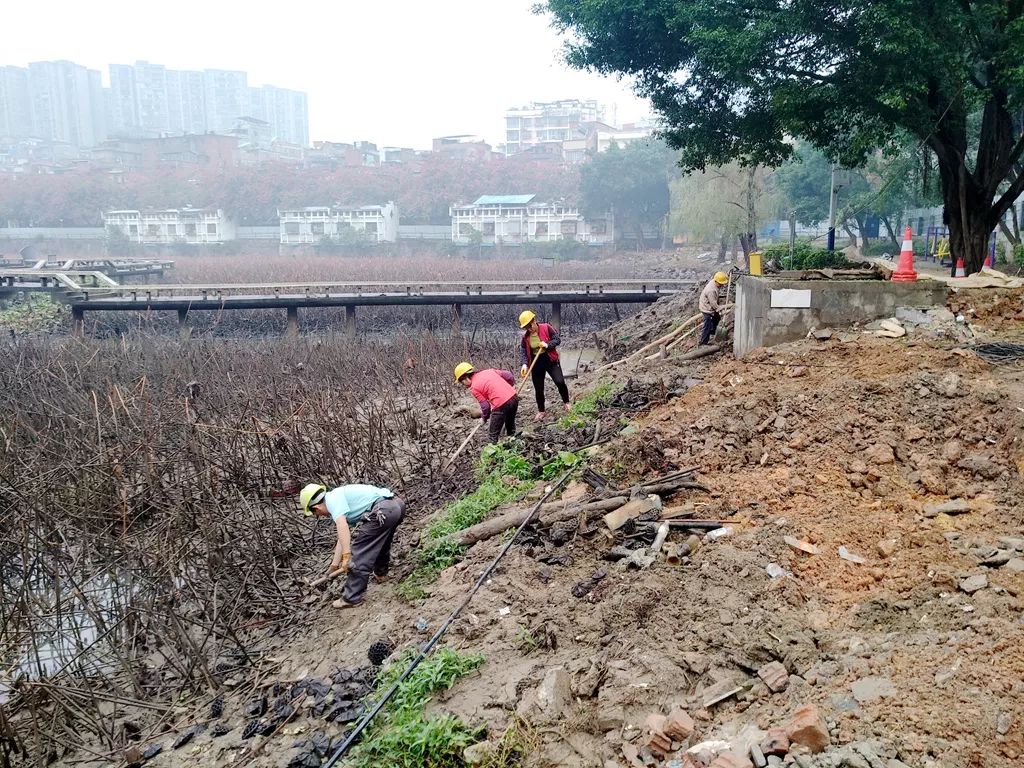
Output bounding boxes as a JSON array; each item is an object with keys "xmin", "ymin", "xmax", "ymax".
[{"xmin": 546, "ymin": 0, "xmax": 1024, "ymax": 273}]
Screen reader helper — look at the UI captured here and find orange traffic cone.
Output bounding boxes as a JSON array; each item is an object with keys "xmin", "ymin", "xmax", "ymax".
[
  {"xmin": 891, "ymin": 226, "xmax": 918, "ymax": 283},
  {"xmin": 954, "ymin": 258, "xmax": 966, "ymax": 278}
]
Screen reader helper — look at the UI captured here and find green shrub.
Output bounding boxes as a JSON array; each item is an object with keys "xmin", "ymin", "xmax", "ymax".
[
  {"xmin": 1013, "ymin": 242, "xmax": 1024, "ymax": 268},
  {"xmin": 761, "ymin": 240, "xmax": 852, "ymax": 270}
]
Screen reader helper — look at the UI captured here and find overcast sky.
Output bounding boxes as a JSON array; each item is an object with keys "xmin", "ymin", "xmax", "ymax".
[{"xmin": 4, "ymin": 0, "xmax": 650, "ymax": 148}]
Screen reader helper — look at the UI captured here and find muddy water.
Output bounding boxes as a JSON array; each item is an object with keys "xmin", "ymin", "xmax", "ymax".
[{"xmin": 0, "ymin": 571, "xmax": 128, "ymax": 704}]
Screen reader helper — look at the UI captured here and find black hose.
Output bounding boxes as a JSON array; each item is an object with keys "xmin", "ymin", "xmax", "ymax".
[{"xmin": 322, "ymin": 471, "xmax": 572, "ymax": 767}]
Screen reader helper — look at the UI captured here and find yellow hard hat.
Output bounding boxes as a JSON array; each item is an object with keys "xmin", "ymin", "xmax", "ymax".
[
  {"xmin": 714, "ymin": 272, "xmax": 729, "ymax": 285},
  {"xmin": 518, "ymin": 310, "xmax": 536, "ymax": 328},
  {"xmin": 299, "ymin": 483, "xmax": 327, "ymax": 516},
  {"xmin": 454, "ymin": 362, "xmax": 475, "ymax": 382}
]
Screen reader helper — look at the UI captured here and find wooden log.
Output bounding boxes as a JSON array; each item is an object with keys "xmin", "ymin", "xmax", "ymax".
[
  {"xmin": 675, "ymin": 344, "xmax": 722, "ymax": 361},
  {"xmin": 641, "ymin": 480, "xmax": 710, "ymax": 496},
  {"xmin": 603, "ymin": 495, "xmax": 660, "ymax": 531},
  {"xmin": 594, "ymin": 313, "xmax": 702, "ymax": 373},
  {"xmin": 451, "ymin": 496, "xmax": 628, "ymax": 546}
]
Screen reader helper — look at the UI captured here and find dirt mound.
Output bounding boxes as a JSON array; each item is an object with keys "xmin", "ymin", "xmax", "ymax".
[{"xmin": 949, "ymin": 288, "xmax": 1024, "ymax": 332}]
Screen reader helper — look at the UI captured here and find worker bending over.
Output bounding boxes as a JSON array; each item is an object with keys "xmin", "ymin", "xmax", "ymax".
[
  {"xmin": 455, "ymin": 362, "xmax": 519, "ymax": 443},
  {"xmin": 300, "ymin": 482, "xmax": 405, "ymax": 609},
  {"xmin": 699, "ymin": 272, "xmax": 729, "ymax": 346},
  {"xmin": 518, "ymin": 310, "xmax": 570, "ymax": 421}
]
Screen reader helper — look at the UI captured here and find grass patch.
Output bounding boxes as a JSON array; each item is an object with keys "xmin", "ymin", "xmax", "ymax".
[
  {"xmin": 399, "ymin": 466, "xmax": 526, "ymax": 600},
  {"xmin": 0, "ymin": 295, "xmax": 67, "ymax": 333},
  {"xmin": 346, "ymin": 647, "xmax": 486, "ymax": 768},
  {"xmin": 397, "ymin": 440, "xmax": 585, "ymax": 601},
  {"xmin": 558, "ymin": 381, "xmax": 622, "ymax": 429}
]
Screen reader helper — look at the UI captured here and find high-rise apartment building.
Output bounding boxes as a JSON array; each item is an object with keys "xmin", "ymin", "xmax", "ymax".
[
  {"xmin": 0, "ymin": 66, "xmax": 32, "ymax": 138},
  {"xmin": 26, "ymin": 60, "xmax": 105, "ymax": 146},
  {"xmin": 166, "ymin": 70, "xmax": 206, "ymax": 135},
  {"xmin": 2, "ymin": 59, "xmax": 309, "ymax": 148},
  {"xmin": 203, "ymin": 69, "xmax": 249, "ymax": 135},
  {"xmin": 247, "ymin": 85, "xmax": 309, "ymax": 146}
]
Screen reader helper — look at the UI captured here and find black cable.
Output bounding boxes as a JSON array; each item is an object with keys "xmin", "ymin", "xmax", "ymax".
[
  {"xmin": 322, "ymin": 470, "xmax": 572, "ymax": 767},
  {"xmin": 973, "ymin": 342, "xmax": 1024, "ymax": 363}
]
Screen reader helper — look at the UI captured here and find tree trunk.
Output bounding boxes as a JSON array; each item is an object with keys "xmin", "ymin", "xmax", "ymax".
[
  {"xmin": 945, "ymin": 204, "xmax": 992, "ymax": 274},
  {"xmin": 881, "ymin": 216, "xmax": 900, "ymax": 249},
  {"xmin": 717, "ymin": 233, "xmax": 728, "ymax": 263},
  {"xmin": 928, "ymin": 96, "xmax": 1024, "ymax": 275},
  {"xmin": 788, "ymin": 212, "xmax": 797, "ymax": 252},
  {"xmin": 739, "ymin": 164, "xmax": 758, "ymax": 267},
  {"xmin": 998, "ymin": 203, "xmax": 1020, "ymax": 247}
]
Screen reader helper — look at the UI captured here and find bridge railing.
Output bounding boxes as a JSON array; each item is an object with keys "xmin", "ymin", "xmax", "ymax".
[
  {"xmin": 0, "ymin": 270, "xmax": 118, "ymax": 290},
  {"xmin": 64, "ymin": 278, "xmax": 697, "ymax": 301}
]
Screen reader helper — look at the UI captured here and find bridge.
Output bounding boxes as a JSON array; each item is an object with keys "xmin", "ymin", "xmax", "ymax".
[
  {"xmin": 0, "ymin": 271, "xmax": 696, "ymax": 337},
  {"xmin": 0, "ymin": 257, "xmax": 175, "ymax": 282}
]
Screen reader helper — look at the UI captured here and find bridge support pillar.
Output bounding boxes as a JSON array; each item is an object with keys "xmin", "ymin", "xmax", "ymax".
[
  {"xmin": 453, "ymin": 303, "xmax": 463, "ymax": 332},
  {"xmin": 286, "ymin": 306, "xmax": 300, "ymax": 338},
  {"xmin": 177, "ymin": 308, "xmax": 190, "ymax": 339},
  {"xmin": 71, "ymin": 307, "xmax": 84, "ymax": 336},
  {"xmin": 550, "ymin": 301, "xmax": 562, "ymax": 330},
  {"xmin": 344, "ymin": 305, "xmax": 356, "ymax": 340}
]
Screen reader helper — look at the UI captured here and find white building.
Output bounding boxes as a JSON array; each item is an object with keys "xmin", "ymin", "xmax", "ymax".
[
  {"xmin": 103, "ymin": 208, "xmax": 237, "ymax": 244},
  {"xmin": 278, "ymin": 203, "xmax": 399, "ymax": 244},
  {"xmin": 450, "ymin": 195, "xmax": 613, "ymax": 245},
  {"xmin": 504, "ymin": 100, "xmax": 604, "ymax": 156}
]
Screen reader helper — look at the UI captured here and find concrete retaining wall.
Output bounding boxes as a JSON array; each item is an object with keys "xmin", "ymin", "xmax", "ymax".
[{"xmin": 733, "ymin": 277, "xmax": 949, "ymax": 357}]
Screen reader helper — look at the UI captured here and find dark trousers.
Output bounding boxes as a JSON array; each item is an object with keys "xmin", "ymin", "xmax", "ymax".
[
  {"xmin": 699, "ymin": 312, "xmax": 721, "ymax": 345},
  {"xmin": 342, "ymin": 497, "xmax": 405, "ymax": 604},
  {"xmin": 487, "ymin": 395, "xmax": 518, "ymax": 443},
  {"xmin": 530, "ymin": 354, "xmax": 569, "ymax": 412}
]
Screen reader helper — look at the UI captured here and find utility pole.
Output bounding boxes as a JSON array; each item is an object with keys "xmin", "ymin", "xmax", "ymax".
[{"xmin": 827, "ymin": 164, "xmax": 838, "ymax": 252}]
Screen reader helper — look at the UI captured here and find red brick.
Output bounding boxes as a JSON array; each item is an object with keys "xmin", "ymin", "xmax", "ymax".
[
  {"xmin": 760, "ymin": 728, "xmax": 790, "ymax": 756},
  {"xmin": 786, "ymin": 704, "xmax": 830, "ymax": 754},
  {"xmin": 709, "ymin": 751, "xmax": 754, "ymax": 768},
  {"xmin": 757, "ymin": 661, "xmax": 790, "ymax": 693},
  {"xmin": 645, "ymin": 713, "xmax": 672, "ymax": 756},
  {"xmin": 664, "ymin": 707, "xmax": 695, "ymax": 740}
]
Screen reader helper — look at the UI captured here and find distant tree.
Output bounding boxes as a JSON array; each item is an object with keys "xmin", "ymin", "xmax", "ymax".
[
  {"xmin": 671, "ymin": 163, "xmax": 773, "ymax": 263},
  {"xmin": 546, "ymin": 0, "xmax": 1024, "ymax": 274},
  {"xmin": 775, "ymin": 141, "xmax": 942, "ymax": 249},
  {"xmin": 580, "ymin": 140, "xmax": 673, "ymax": 247}
]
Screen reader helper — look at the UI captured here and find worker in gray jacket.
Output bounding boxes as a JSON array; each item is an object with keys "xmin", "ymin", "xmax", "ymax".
[{"xmin": 698, "ymin": 272, "xmax": 729, "ymax": 345}]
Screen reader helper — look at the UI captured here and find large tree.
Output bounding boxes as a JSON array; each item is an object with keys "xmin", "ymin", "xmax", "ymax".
[
  {"xmin": 546, "ymin": 0, "xmax": 1024, "ymax": 273},
  {"xmin": 580, "ymin": 140, "xmax": 673, "ymax": 246}
]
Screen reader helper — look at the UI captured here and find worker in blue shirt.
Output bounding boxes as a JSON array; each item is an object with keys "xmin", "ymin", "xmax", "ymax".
[{"xmin": 300, "ymin": 482, "xmax": 406, "ymax": 609}]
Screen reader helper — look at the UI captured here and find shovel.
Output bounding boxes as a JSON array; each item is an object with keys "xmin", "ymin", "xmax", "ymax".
[{"xmin": 442, "ymin": 351, "xmax": 542, "ymax": 472}]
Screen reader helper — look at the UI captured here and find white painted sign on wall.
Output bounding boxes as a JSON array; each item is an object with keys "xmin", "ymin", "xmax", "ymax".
[{"xmin": 770, "ymin": 289, "xmax": 813, "ymax": 308}]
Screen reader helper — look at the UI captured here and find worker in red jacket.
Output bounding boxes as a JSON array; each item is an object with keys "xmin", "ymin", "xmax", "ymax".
[
  {"xmin": 454, "ymin": 362, "xmax": 519, "ymax": 443},
  {"xmin": 518, "ymin": 310, "xmax": 570, "ymax": 421}
]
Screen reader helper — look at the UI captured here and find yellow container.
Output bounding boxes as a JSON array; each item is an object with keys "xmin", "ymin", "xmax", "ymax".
[{"xmin": 748, "ymin": 251, "xmax": 763, "ymax": 276}]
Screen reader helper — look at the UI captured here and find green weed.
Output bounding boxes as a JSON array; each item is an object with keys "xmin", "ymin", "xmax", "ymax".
[
  {"xmin": 346, "ymin": 647, "xmax": 486, "ymax": 768},
  {"xmin": 540, "ymin": 450, "xmax": 582, "ymax": 480},
  {"xmin": 558, "ymin": 381, "xmax": 621, "ymax": 429},
  {"xmin": 399, "ymin": 469, "xmax": 525, "ymax": 600},
  {"xmin": 0, "ymin": 296, "xmax": 67, "ymax": 333},
  {"xmin": 477, "ymin": 440, "xmax": 533, "ymax": 481}
]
